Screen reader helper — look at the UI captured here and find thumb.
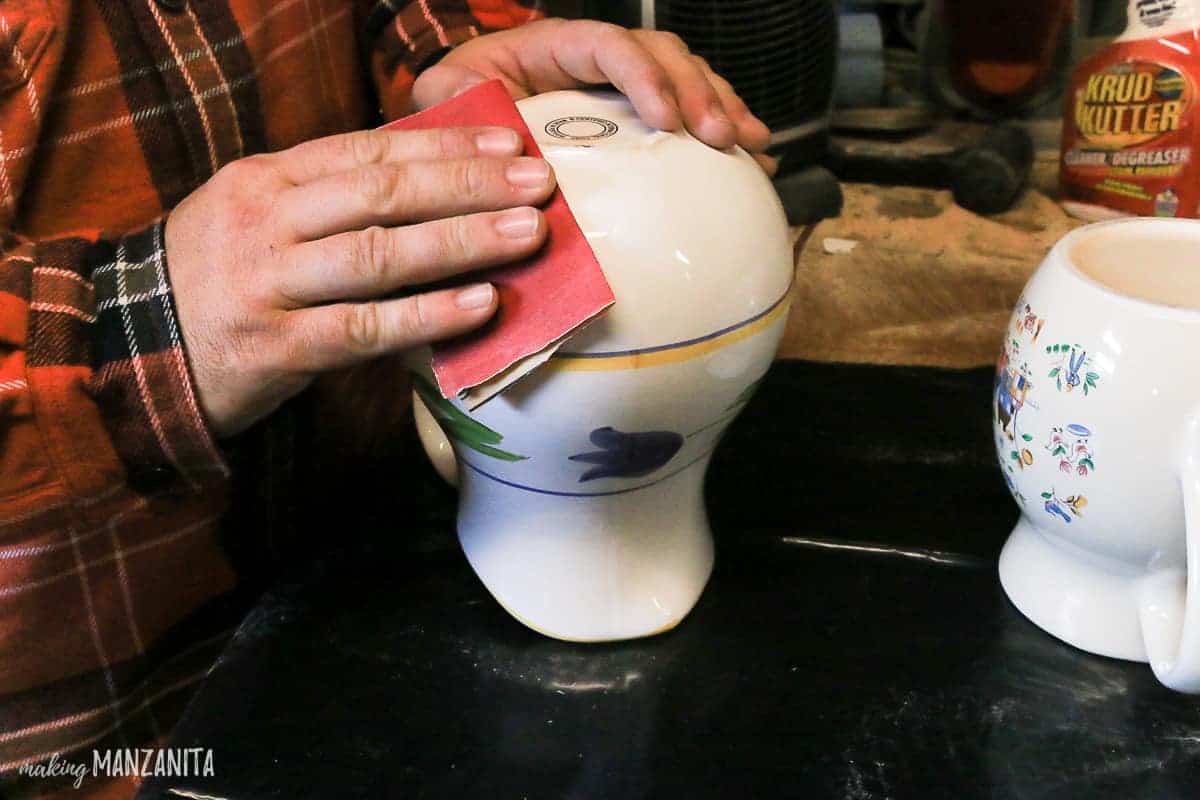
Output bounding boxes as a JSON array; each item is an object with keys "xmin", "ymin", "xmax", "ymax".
[{"xmin": 412, "ymin": 64, "xmax": 490, "ymax": 110}]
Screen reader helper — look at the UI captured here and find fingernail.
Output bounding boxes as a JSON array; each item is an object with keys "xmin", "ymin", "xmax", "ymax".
[
  {"xmin": 496, "ymin": 207, "xmax": 539, "ymax": 239},
  {"xmin": 709, "ymin": 103, "xmax": 733, "ymax": 127},
  {"xmin": 455, "ymin": 283, "xmax": 495, "ymax": 310},
  {"xmin": 506, "ymin": 158, "xmax": 551, "ymax": 188},
  {"xmin": 476, "ymin": 128, "xmax": 521, "ymax": 156}
]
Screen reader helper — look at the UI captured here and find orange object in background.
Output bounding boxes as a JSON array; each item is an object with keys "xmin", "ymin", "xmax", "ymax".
[{"xmin": 942, "ymin": 0, "xmax": 1075, "ymax": 115}]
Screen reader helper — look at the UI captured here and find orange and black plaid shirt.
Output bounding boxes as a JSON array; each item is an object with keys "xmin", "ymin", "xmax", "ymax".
[{"xmin": 0, "ymin": 1, "xmax": 540, "ymax": 795}]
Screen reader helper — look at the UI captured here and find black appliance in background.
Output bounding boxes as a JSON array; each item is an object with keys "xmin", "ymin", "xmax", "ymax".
[{"xmin": 582, "ymin": 0, "xmax": 843, "ymax": 222}]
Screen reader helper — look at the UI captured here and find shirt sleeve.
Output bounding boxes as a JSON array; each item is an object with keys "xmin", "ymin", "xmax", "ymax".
[
  {"xmin": 1, "ymin": 222, "xmax": 228, "ymax": 507},
  {"xmin": 357, "ymin": 0, "xmax": 545, "ymax": 120},
  {"xmin": 0, "ymin": 7, "xmax": 226, "ymax": 508}
]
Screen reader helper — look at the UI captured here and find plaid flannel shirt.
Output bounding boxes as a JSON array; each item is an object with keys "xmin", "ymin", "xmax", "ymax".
[{"xmin": 0, "ymin": 1, "xmax": 540, "ymax": 796}]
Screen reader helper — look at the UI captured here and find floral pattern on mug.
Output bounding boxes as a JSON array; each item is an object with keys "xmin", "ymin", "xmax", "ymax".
[
  {"xmin": 996, "ymin": 347, "xmax": 1036, "ymax": 441},
  {"xmin": 1041, "ymin": 488, "xmax": 1087, "ymax": 523},
  {"xmin": 1045, "ymin": 343, "xmax": 1100, "ymax": 395},
  {"xmin": 998, "ymin": 441, "xmax": 1028, "ymax": 506},
  {"xmin": 1046, "ymin": 424, "xmax": 1095, "ymax": 476},
  {"xmin": 1014, "ymin": 301, "xmax": 1045, "ymax": 342},
  {"xmin": 1005, "ymin": 437, "xmax": 1035, "ymax": 471}
]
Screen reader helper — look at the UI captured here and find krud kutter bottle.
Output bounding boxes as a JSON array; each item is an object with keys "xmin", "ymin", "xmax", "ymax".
[{"xmin": 1060, "ymin": 0, "xmax": 1200, "ymax": 220}]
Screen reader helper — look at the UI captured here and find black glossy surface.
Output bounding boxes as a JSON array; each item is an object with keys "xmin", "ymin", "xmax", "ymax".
[{"xmin": 139, "ymin": 363, "xmax": 1200, "ymax": 799}]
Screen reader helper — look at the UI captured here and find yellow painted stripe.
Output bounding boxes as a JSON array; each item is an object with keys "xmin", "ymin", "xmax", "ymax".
[{"xmin": 546, "ymin": 297, "xmax": 792, "ymax": 373}]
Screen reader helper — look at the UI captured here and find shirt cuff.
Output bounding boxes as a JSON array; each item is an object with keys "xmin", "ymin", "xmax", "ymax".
[{"xmin": 87, "ymin": 219, "xmax": 229, "ymax": 492}]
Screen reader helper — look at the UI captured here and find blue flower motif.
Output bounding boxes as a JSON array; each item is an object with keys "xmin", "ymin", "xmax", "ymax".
[{"xmin": 568, "ymin": 427, "xmax": 684, "ymax": 482}]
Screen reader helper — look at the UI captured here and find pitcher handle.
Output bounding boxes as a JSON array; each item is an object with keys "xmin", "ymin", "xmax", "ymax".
[
  {"xmin": 407, "ymin": 363, "xmax": 459, "ymax": 487},
  {"xmin": 1139, "ymin": 414, "xmax": 1200, "ymax": 692}
]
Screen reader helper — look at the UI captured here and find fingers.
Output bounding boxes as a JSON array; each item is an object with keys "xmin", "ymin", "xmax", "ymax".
[
  {"xmin": 753, "ymin": 153, "xmax": 780, "ymax": 177},
  {"xmin": 269, "ymin": 126, "xmax": 525, "ymax": 185},
  {"xmin": 281, "ymin": 283, "xmax": 499, "ymax": 372},
  {"xmin": 412, "ymin": 64, "xmax": 503, "ymax": 111},
  {"xmin": 632, "ymin": 31, "xmax": 772, "ymax": 154},
  {"xmin": 546, "ymin": 24, "xmax": 767, "ymax": 153},
  {"xmin": 632, "ymin": 32, "xmax": 736, "ymax": 149},
  {"xmin": 276, "ymin": 207, "xmax": 546, "ymax": 306},
  {"xmin": 539, "ymin": 21, "xmax": 682, "ymax": 132},
  {"xmin": 703, "ymin": 69, "xmax": 773, "ymax": 154},
  {"xmin": 278, "ymin": 156, "xmax": 556, "ymax": 241}
]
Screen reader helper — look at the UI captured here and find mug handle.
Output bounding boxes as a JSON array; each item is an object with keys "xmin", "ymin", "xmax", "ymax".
[
  {"xmin": 412, "ymin": 389, "xmax": 459, "ymax": 487},
  {"xmin": 1138, "ymin": 414, "xmax": 1200, "ymax": 692}
]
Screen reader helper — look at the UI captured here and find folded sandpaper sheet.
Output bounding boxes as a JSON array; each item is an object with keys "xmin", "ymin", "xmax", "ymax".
[{"xmin": 381, "ymin": 80, "xmax": 614, "ymax": 407}]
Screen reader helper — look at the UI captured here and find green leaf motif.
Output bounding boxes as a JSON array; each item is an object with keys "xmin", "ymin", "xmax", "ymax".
[
  {"xmin": 1080, "ymin": 458, "xmax": 1095, "ymax": 470},
  {"xmin": 1041, "ymin": 492, "xmax": 1053, "ymax": 499},
  {"xmin": 1048, "ymin": 367, "xmax": 1060, "ymax": 377},
  {"xmin": 1022, "ymin": 434, "xmax": 1033, "ymax": 442},
  {"xmin": 465, "ymin": 442, "xmax": 529, "ymax": 462},
  {"xmin": 1056, "ymin": 377, "xmax": 1062, "ymax": 392},
  {"xmin": 439, "ymin": 417, "xmax": 501, "ymax": 446},
  {"xmin": 411, "ymin": 373, "xmax": 528, "ymax": 461},
  {"xmin": 1010, "ymin": 451, "xmax": 1020, "ymax": 461}
]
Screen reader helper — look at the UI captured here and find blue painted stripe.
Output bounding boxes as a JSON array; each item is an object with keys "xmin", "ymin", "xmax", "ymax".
[
  {"xmin": 461, "ymin": 447, "xmax": 715, "ymax": 497},
  {"xmin": 554, "ymin": 284, "xmax": 792, "ymax": 359}
]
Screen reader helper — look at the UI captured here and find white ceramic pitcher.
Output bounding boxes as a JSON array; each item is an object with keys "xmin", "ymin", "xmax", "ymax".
[{"xmin": 413, "ymin": 90, "xmax": 794, "ymax": 642}]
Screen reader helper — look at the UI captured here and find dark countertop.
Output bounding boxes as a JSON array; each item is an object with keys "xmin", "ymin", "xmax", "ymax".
[{"xmin": 138, "ymin": 362, "xmax": 1200, "ymax": 800}]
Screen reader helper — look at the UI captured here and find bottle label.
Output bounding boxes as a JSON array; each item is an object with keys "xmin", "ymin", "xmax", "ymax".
[
  {"xmin": 1072, "ymin": 62, "xmax": 1187, "ymax": 147},
  {"xmin": 1061, "ymin": 29, "xmax": 1199, "ymax": 216},
  {"xmin": 1138, "ymin": 0, "xmax": 1178, "ymax": 28}
]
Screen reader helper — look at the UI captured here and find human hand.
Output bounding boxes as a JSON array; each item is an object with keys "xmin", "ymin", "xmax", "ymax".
[
  {"xmin": 165, "ymin": 126, "xmax": 555, "ymax": 438},
  {"xmin": 412, "ymin": 19, "xmax": 776, "ymax": 174}
]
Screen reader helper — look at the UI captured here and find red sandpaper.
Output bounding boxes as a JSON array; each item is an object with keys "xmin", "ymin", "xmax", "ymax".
[{"xmin": 381, "ymin": 80, "xmax": 614, "ymax": 400}]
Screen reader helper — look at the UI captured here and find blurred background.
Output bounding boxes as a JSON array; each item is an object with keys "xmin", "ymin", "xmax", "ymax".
[{"xmin": 537, "ymin": 0, "xmax": 1132, "ymax": 224}]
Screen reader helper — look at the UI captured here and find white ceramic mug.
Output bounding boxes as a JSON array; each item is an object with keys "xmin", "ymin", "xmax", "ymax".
[
  {"xmin": 412, "ymin": 90, "xmax": 793, "ymax": 643},
  {"xmin": 995, "ymin": 217, "xmax": 1200, "ymax": 692}
]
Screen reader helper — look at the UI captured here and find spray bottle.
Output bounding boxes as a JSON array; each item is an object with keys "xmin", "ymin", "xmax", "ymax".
[{"xmin": 1060, "ymin": 0, "xmax": 1200, "ymax": 219}]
